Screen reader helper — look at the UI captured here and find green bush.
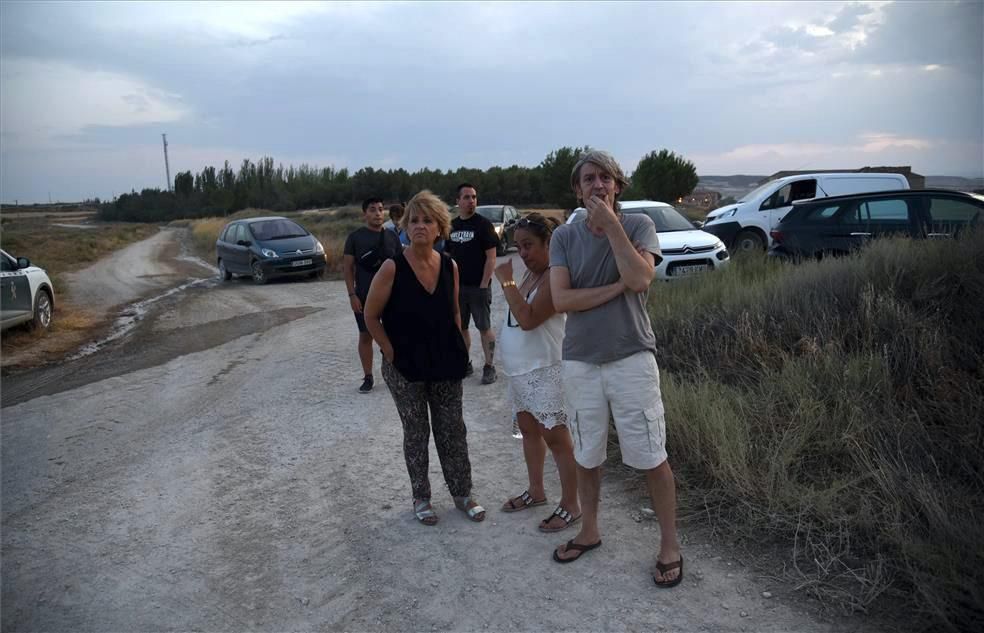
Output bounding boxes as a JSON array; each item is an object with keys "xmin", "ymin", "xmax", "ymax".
[{"xmin": 650, "ymin": 231, "xmax": 984, "ymax": 630}]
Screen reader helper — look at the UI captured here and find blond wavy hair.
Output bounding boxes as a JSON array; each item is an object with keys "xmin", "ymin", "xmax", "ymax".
[{"xmin": 402, "ymin": 190, "xmax": 451, "ymax": 241}]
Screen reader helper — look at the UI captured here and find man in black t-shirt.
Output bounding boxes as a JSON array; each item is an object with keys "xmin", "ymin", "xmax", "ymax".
[
  {"xmin": 445, "ymin": 183, "xmax": 500, "ymax": 384},
  {"xmin": 344, "ymin": 197, "xmax": 402, "ymax": 393}
]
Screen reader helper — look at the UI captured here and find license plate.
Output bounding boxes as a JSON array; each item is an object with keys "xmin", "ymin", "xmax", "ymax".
[
  {"xmin": 292, "ymin": 259, "xmax": 312, "ymax": 267},
  {"xmin": 672, "ymin": 264, "xmax": 709, "ymax": 276}
]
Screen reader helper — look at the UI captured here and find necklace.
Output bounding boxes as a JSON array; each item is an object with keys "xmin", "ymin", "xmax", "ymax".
[{"xmin": 522, "ymin": 268, "xmax": 548, "ymax": 295}]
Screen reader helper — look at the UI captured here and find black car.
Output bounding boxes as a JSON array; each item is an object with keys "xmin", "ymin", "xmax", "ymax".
[
  {"xmin": 216, "ymin": 216, "xmax": 327, "ymax": 284},
  {"xmin": 769, "ymin": 189, "xmax": 983, "ymax": 260}
]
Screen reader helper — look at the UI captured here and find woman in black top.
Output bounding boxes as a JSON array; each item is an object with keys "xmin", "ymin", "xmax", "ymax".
[{"xmin": 364, "ymin": 190, "xmax": 486, "ymax": 526}]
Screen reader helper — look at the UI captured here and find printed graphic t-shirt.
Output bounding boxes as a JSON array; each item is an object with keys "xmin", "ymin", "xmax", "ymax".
[{"xmin": 446, "ymin": 213, "xmax": 499, "ymax": 287}]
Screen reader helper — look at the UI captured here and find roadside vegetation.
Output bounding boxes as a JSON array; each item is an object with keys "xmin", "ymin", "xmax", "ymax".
[
  {"xmin": 0, "ymin": 216, "xmax": 159, "ymax": 367},
  {"xmin": 646, "ymin": 231, "xmax": 984, "ymax": 631},
  {"xmin": 0, "ymin": 217, "xmax": 157, "ymax": 287},
  {"xmin": 98, "ymin": 146, "xmax": 700, "ymax": 223}
]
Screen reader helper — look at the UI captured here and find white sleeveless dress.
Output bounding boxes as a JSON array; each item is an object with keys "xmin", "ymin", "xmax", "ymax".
[{"xmin": 499, "ymin": 285, "xmax": 568, "ymax": 429}]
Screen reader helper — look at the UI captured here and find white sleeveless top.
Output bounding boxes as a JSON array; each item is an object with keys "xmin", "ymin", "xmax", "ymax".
[{"xmin": 499, "ymin": 284, "xmax": 566, "ymax": 377}]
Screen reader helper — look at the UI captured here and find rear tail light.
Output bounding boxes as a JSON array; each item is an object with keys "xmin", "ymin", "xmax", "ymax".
[{"xmin": 770, "ymin": 230, "xmax": 783, "ymax": 243}]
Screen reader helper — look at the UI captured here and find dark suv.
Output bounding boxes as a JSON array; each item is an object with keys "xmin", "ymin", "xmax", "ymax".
[
  {"xmin": 216, "ymin": 216, "xmax": 327, "ymax": 284},
  {"xmin": 769, "ymin": 189, "xmax": 983, "ymax": 260}
]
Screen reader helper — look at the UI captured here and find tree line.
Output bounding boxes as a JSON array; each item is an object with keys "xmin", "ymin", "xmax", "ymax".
[{"xmin": 99, "ymin": 147, "xmax": 699, "ymax": 223}]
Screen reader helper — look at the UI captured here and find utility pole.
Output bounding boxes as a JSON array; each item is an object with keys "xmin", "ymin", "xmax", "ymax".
[{"xmin": 162, "ymin": 133, "xmax": 172, "ymax": 191}]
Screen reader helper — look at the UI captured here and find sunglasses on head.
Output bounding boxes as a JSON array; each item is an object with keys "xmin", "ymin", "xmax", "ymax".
[{"xmin": 515, "ymin": 217, "xmax": 543, "ymax": 228}]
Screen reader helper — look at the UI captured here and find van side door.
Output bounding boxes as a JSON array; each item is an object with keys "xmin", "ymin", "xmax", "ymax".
[{"xmin": 760, "ymin": 178, "xmax": 817, "ymax": 238}]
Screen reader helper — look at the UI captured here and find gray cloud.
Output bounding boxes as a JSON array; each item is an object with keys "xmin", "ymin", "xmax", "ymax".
[
  {"xmin": 1, "ymin": 1, "xmax": 981, "ymax": 202},
  {"xmin": 849, "ymin": 0, "xmax": 983, "ymax": 73},
  {"xmin": 826, "ymin": 2, "xmax": 873, "ymax": 34}
]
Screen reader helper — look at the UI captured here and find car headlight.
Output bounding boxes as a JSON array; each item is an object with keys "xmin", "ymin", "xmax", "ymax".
[
  {"xmin": 727, "ymin": 208, "xmax": 738, "ymax": 218},
  {"xmin": 261, "ymin": 248, "xmax": 278, "ymax": 258},
  {"xmin": 314, "ymin": 241, "xmax": 325, "ymax": 254}
]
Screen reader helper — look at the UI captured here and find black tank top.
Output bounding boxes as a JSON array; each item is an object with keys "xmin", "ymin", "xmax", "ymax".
[{"xmin": 383, "ymin": 252, "xmax": 469, "ymax": 382}]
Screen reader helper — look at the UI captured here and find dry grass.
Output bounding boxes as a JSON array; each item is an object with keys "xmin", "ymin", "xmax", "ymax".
[
  {"xmin": 1, "ymin": 306, "xmax": 102, "ymax": 372},
  {"xmin": 0, "ymin": 216, "xmax": 158, "ymax": 369},
  {"xmin": 0, "ymin": 218, "xmax": 157, "ymax": 288},
  {"xmin": 643, "ymin": 230, "xmax": 984, "ymax": 631}
]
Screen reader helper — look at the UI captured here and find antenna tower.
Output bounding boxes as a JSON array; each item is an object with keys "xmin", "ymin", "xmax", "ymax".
[{"xmin": 162, "ymin": 133, "xmax": 172, "ymax": 191}]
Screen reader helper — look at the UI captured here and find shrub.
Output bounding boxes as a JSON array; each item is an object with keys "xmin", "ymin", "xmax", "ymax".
[{"xmin": 650, "ymin": 231, "xmax": 984, "ymax": 630}]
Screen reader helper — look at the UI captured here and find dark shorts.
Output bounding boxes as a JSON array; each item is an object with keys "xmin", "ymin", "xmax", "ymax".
[
  {"xmin": 353, "ymin": 294, "xmax": 369, "ymax": 333},
  {"xmin": 459, "ymin": 286, "xmax": 492, "ymax": 331}
]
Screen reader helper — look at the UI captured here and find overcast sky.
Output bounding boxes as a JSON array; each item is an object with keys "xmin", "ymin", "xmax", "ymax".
[{"xmin": 1, "ymin": 0, "xmax": 982, "ymax": 203}]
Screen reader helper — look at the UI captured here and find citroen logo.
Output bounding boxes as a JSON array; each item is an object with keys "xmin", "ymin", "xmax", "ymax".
[
  {"xmin": 682, "ymin": 245, "xmax": 693, "ymax": 254},
  {"xmin": 295, "ymin": 249, "xmax": 302, "ymax": 255}
]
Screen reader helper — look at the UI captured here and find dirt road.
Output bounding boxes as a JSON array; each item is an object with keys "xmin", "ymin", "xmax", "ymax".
[{"xmin": 1, "ymin": 231, "xmax": 875, "ymax": 631}]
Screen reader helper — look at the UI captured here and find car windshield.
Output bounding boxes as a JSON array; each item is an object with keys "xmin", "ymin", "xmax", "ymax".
[
  {"xmin": 635, "ymin": 207, "xmax": 698, "ymax": 232},
  {"xmin": 737, "ymin": 180, "xmax": 777, "ymax": 202},
  {"xmin": 476, "ymin": 206, "xmax": 503, "ymax": 222},
  {"xmin": 569, "ymin": 207, "xmax": 696, "ymax": 232},
  {"xmin": 249, "ymin": 219, "xmax": 308, "ymax": 240}
]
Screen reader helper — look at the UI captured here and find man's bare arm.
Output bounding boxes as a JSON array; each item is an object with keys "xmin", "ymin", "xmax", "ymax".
[{"xmin": 550, "ymin": 266, "xmax": 625, "ymax": 313}]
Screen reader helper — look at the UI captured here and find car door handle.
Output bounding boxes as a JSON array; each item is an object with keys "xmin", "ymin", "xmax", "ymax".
[{"xmin": 850, "ymin": 232, "xmax": 871, "ymax": 237}]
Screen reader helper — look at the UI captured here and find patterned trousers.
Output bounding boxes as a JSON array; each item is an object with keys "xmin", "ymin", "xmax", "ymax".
[{"xmin": 381, "ymin": 360, "xmax": 473, "ymax": 501}]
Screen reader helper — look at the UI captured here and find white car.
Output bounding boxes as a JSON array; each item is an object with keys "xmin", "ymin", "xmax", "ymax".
[
  {"xmin": 566, "ymin": 200, "xmax": 730, "ymax": 280},
  {"xmin": 1, "ymin": 249, "xmax": 55, "ymax": 331}
]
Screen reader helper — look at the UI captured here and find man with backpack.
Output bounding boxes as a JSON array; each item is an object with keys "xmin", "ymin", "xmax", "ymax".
[{"xmin": 344, "ymin": 197, "xmax": 402, "ymax": 393}]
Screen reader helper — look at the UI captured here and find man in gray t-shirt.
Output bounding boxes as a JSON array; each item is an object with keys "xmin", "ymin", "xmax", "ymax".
[{"xmin": 548, "ymin": 150, "xmax": 683, "ymax": 588}]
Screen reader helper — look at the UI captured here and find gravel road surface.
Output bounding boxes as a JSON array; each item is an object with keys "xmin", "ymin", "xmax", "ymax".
[{"xmin": 1, "ymin": 229, "xmax": 877, "ymax": 631}]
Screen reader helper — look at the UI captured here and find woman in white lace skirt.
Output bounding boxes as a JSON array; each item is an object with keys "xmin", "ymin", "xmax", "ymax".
[{"xmin": 494, "ymin": 213, "xmax": 581, "ymax": 532}]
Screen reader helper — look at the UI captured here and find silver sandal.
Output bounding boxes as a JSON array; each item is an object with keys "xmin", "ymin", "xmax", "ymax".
[
  {"xmin": 453, "ymin": 496, "xmax": 486, "ymax": 522},
  {"xmin": 413, "ymin": 499, "xmax": 438, "ymax": 526}
]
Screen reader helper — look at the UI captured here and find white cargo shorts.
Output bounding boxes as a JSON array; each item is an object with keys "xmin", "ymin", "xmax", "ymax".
[{"xmin": 562, "ymin": 350, "xmax": 667, "ymax": 470}]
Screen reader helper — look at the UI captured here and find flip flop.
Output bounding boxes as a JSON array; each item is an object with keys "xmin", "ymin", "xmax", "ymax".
[
  {"xmin": 501, "ymin": 490, "xmax": 547, "ymax": 513},
  {"xmin": 538, "ymin": 506, "xmax": 581, "ymax": 533},
  {"xmin": 653, "ymin": 556, "xmax": 684, "ymax": 588},
  {"xmin": 552, "ymin": 539, "xmax": 602, "ymax": 564}
]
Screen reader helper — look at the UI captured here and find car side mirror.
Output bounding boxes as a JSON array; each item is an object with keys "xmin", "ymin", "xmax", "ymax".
[
  {"xmin": 16, "ymin": 257, "xmax": 30, "ymax": 269},
  {"xmin": 237, "ymin": 239, "xmax": 251, "ymax": 247},
  {"xmin": 692, "ymin": 220, "xmax": 704, "ymax": 229},
  {"xmin": 505, "ymin": 218, "xmax": 517, "ymax": 228}
]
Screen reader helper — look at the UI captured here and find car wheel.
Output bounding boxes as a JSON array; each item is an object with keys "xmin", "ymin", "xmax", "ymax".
[
  {"xmin": 218, "ymin": 259, "xmax": 232, "ymax": 281},
  {"xmin": 251, "ymin": 261, "xmax": 267, "ymax": 285},
  {"xmin": 734, "ymin": 230, "xmax": 765, "ymax": 253},
  {"xmin": 30, "ymin": 289, "xmax": 53, "ymax": 330}
]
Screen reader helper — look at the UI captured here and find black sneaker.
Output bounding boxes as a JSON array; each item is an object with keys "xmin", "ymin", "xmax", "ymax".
[
  {"xmin": 464, "ymin": 361, "xmax": 474, "ymax": 377},
  {"xmin": 481, "ymin": 364, "xmax": 497, "ymax": 385},
  {"xmin": 359, "ymin": 375, "xmax": 374, "ymax": 393}
]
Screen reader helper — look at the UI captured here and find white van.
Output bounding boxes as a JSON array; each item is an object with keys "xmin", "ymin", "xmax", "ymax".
[{"xmin": 702, "ymin": 173, "xmax": 910, "ymax": 252}]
